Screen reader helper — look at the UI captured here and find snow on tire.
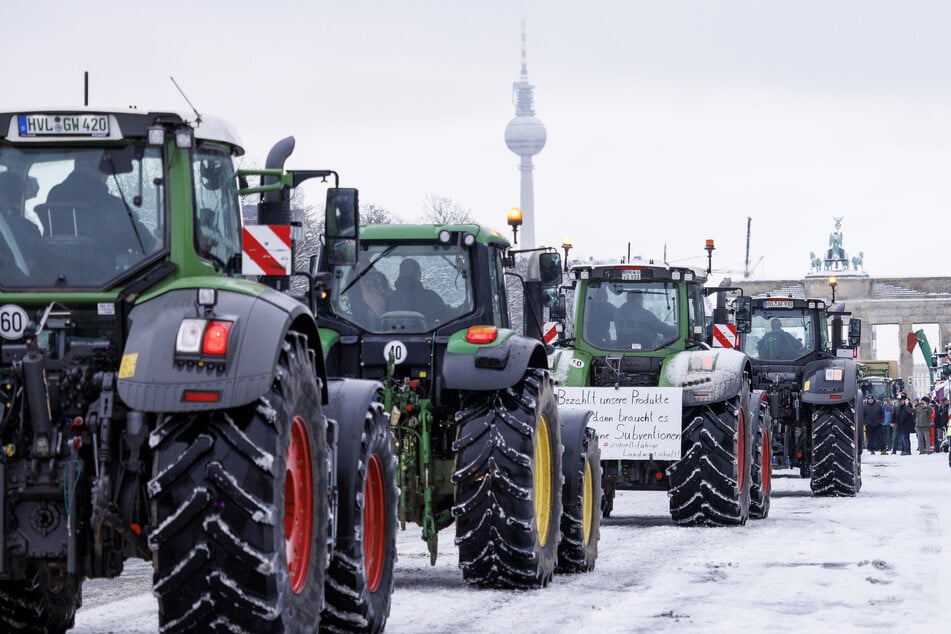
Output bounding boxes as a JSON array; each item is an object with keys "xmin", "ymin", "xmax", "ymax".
[
  {"xmin": 321, "ymin": 397, "xmax": 398, "ymax": 633},
  {"xmin": 0, "ymin": 564, "xmax": 82, "ymax": 633},
  {"xmin": 148, "ymin": 331, "xmax": 330, "ymax": 633},
  {"xmin": 810, "ymin": 403, "xmax": 861, "ymax": 497},
  {"xmin": 668, "ymin": 385, "xmax": 752, "ymax": 526},
  {"xmin": 556, "ymin": 423, "xmax": 601, "ymax": 574},
  {"xmin": 451, "ymin": 369, "xmax": 563, "ymax": 589}
]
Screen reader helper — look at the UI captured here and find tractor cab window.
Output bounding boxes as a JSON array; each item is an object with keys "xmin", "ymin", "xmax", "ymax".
[
  {"xmin": 0, "ymin": 144, "xmax": 164, "ymax": 289},
  {"xmin": 329, "ymin": 243, "xmax": 474, "ymax": 333},
  {"xmin": 744, "ymin": 310, "xmax": 815, "ymax": 361},
  {"xmin": 192, "ymin": 148, "xmax": 241, "ymax": 272},
  {"xmin": 581, "ymin": 280, "xmax": 679, "ymax": 351}
]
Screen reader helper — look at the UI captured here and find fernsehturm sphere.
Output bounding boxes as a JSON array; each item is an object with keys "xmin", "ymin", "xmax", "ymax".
[{"xmin": 504, "ymin": 20, "xmax": 546, "ymax": 250}]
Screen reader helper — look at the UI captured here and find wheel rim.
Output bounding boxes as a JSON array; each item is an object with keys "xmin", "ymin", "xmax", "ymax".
[
  {"xmin": 534, "ymin": 414, "xmax": 553, "ymax": 547},
  {"xmin": 285, "ymin": 415, "xmax": 313, "ymax": 594},
  {"xmin": 363, "ymin": 453, "xmax": 386, "ymax": 592},
  {"xmin": 762, "ymin": 428, "xmax": 771, "ymax": 494},
  {"xmin": 582, "ymin": 459, "xmax": 593, "ymax": 545},
  {"xmin": 737, "ymin": 408, "xmax": 747, "ymax": 491}
]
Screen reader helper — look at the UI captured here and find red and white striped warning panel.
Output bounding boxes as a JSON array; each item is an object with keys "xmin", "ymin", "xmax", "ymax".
[
  {"xmin": 242, "ymin": 225, "xmax": 292, "ymax": 276},
  {"xmin": 712, "ymin": 323, "xmax": 736, "ymax": 348},
  {"xmin": 543, "ymin": 321, "xmax": 558, "ymax": 344}
]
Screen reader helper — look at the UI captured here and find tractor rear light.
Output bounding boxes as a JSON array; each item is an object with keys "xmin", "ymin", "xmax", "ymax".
[
  {"xmin": 202, "ymin": 320, "xmax": 233, "ymax": 356},
  {"xmin": 176, "ymin": 319, "xmax": 206, "ymax": 354},
  {"xmin": 466, "ymin": 325, "xmax": 498, "ymax": 345},
  {"xmin": 825, "ymin": 368, "xmax": 843, "ymax": 381},
  {"xmin": 147, "ymin": 126, "xmax": 165, "ymax": 145},
  {"xmin": 183, "ymin": 390, "xmax": 221, "ymax": 403}
]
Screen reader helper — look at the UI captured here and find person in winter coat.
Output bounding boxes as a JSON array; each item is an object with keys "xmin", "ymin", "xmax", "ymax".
[
  {"xmin": 894, "ymin": 394, "xmax": 915, "ymax": 455},
  {"xmin": 934, "ymin": 397, "xmax": 948, "ymax": 452},
  {"xmin": 861, "ymin": 395, "xmax": 884, "ymax": 454},
  {"xmin": 914, "ymin": 396, "xmax": 934, "ymax": 454},
  {"xmin": 882, "ymin": 398, "xmax": 896, "ymax": 454}
]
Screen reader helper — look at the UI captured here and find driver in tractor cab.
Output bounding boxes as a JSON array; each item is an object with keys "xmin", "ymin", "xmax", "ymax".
[
  {"xmin": 386, "ymin": 257, "xmax": 450, "ymax": 326},
  {"xmin": 614, "ymin": 291, "xmax": 677, "ymax": 349},
  {"xmin": 0, "ymin": 170, "xmax": 43, "ymax": 277},
  {"xmin": 758, "ymin": 318, "xmax": 802, "ymax": 360}
]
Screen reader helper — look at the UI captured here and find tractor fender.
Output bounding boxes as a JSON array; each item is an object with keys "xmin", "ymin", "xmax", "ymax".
[
  {"xmin": 441, "ymin": 329, "xmax": 548, "ymax": 391},
  {"xmin": 560, "ymin": 408, "xmax": 596, "ymax": 503},
  {"xmin": 661, "ymin": 348, "xmax": 751, "ymax": 407},
  {"xmin": 547, "ymin": 347, "xmax": 594, "ymax": 387},
  {"xmin": 800, "ymin": 358, "xmax": 858, "ymax": 404},
  {"xmin": 117, "ymin": 286, "xmax": 325, "ymax": 412}
]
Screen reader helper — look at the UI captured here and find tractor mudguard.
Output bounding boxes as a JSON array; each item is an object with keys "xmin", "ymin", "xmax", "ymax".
[
  {"xmin": 800, "ymin": 358, "xmax": 858, "ymax": 404},
  {"xmin": 547, "ymin": 348, "xmax": 594, "ymax": 387},
  {"xmin": 441, "ymin": 329, "xmax": 548, "ymax": 391},
  {"xmin": 117, "ymin": 286, "xmax": 324, "ymax": 412},
  {"xmin": 661, "ymin": 348, "xmax": 750, "ymax": 407},
  {"xmin": 560, "ymin": 409, "xmax": 595, "ymax": 501}
]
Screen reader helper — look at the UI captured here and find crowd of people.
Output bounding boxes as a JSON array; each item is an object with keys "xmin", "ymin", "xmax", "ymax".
[{"xmin": 862, "ymin": 392, "xmax": 950, "ymax": 464}]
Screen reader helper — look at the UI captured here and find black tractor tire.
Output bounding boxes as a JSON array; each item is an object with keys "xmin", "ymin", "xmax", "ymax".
[
  {"xmin": 556, "ymin": 422, "xmax": 601, "ymax": 573},
  {"xmin": 810, "ymin": 403, "xmax": 861, "ymax": 496},
  {"xmin": 451, "ymin": 369, "xmax": 563, "ymax": 588},
  {"xmin": 749, "ymin": 410, "xmax": 772, "ymax": 520},
  {"xmin": 0, "ymin": 565, "xmax": 82, "ymax": 633},
  {"xmin": 148, "ymin": 331, "xmax": 330, "ymax": 632},
  {"xmin": 668, "ymin": 383, "xmax": 752, "ymax": 526},
  {"xmin": 320, "ymin": 394, "xmax": 398, "ymax": 633}
]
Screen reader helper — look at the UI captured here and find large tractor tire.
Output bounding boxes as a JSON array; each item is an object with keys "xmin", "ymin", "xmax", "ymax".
[
  {"xmin": 668, "ymin": 383, "xmax": 752, "ymax": 526},
  {"xmin": 452, "ymin": 369, "xmax": 563, "ymax": 588},
  {"xmin": 149, "ymin": 332, "xmax": 330, "ymax": 632},
  {"xmin": 0, "ymin": 565, "xmax": 82, "ymax": 633},
  {"xmin": 556, "ymin": 417, "xmax": 601, "ymax": 574},
  {"xmin": 749, "ymin": 399, "xmax": 772, "ymax": 520},
  {"xmin": 810, "ymin": 403, "xmax": 861, "ymax": 497},
  {"xmin": 320, "ymin": 384, "xmax": 398, "ymax": 634}
]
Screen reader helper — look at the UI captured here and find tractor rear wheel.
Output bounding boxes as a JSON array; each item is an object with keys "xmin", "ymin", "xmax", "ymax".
[
  {"xmin": 321, "ymin": 400, "xmax": 398, "ymax": 633},
  {"xmin": 452, "ymin": 369, "xmax": 563, "ymax": 588},
  {"xmin": 668, "ymin": 383, "xmax": 752, "ymax": 526},
  {"xmin": 149, "ymin": 332, "xmax": 329, "ymax": 632},
  {"xmin": 810, "ymin": 403, "xmax": 861, "ymax": 496},
  {"xmin": 749, "ymin": 420, "xmax": 771, "ymax": 520},
  {"xmin": 556, "ymin": 425, "xmax": 601, "ymax": 573},
  {"xmin": 0, "ymin": 565, "xmax": 82, "ymax": 633}
]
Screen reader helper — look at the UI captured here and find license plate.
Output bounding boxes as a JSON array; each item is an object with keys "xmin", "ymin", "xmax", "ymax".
[
  {"xmin": 620, "ymin": 269, "xmax": 641, "ymax": 280},
  {"xmin": 764, "ymin": 300, "xmax": 793, "ymax": 308},
  {"xmin": 17, "ymin": 114, "xmax": 110, "ymax": 137}
]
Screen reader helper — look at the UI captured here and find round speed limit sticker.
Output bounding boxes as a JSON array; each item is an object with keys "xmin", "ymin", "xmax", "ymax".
[{"xmin": 0, "ymin": 304, "xmax": 30, "ymax": 341}]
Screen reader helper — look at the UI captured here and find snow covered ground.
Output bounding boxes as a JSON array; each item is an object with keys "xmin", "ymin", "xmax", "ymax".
[{"xmin": 73, "ymin": 451, "xmax": 950, "ymax": 633}]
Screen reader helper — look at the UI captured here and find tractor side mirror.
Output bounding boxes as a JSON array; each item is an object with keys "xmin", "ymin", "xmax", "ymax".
[
  {"xmin": 733, "ymin": 296, "xmax": 752, "ymax": 334},
  {"xmin": 848, "ymin": 318, "xmax": 862, "ymax": 348},
  {"xmin": 546, "ymin": 290, "xmax": 566, "ymax": 320},
  {"xmin": 325, "ymin": 188, "xmax": 359, "ymax": 266},
  {"xmin": 538, "ymin": 252, "xmax": 562, "ymax": 287}
]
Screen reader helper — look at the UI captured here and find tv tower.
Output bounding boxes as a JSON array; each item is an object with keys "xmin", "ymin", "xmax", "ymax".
[{"xmin": 504, "ymin": 19, "xmax": 546, "ymax": 249}]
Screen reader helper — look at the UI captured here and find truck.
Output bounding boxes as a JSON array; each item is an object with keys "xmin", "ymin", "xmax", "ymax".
[
  {"xmin": 547, "ymin": 260, "xmax": 770, "ymax": 526},
  {"xmin": 312, "ymin": 225, "xmax": 602, "ymax": 587},
  {"xmin": 738, "ymin": 296, "xmax": 863, "ymax": 496},
  {"xmin": 0, "ymin": 108, "xmax": 397, "ymax": 632}
]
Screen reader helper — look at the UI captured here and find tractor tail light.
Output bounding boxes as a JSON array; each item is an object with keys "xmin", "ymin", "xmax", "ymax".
[
  {"xmin": 202, "ymin": 320, "xmax": 233, "ymax": 356},
  {"xmin": 466, "ymin": 326, "xmax": 498, "ymax": 345}
]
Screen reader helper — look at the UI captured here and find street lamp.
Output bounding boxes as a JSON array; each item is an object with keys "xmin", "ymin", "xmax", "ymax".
[
  {"xmin": 507, "ymin": 207, "xmax": 523, "ymax": 245},
  {"xmin": 562, "ymin": 237, "xmax": 573, "ymax": 272},
  {"xmin": 828, "ymin": 275, "xmax": 838, "ymax": 303},
  {"xmin": 704, "ymin": 239, "xmax": 716, "ymax": 275}
]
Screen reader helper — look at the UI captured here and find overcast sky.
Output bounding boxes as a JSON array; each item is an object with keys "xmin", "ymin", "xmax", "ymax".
[{"xmin": 5, "ymin": 1, "xmax": 951, "ymax": 280}]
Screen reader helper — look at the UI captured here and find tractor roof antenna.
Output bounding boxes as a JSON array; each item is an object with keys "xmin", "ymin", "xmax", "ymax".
[
  {"xmin": 169, "ymin": 76, "xmax": 202, "ymax": 125},
  {"xmin": 84, "ymin": 71, "xmax": 89, "ymax": 106}
]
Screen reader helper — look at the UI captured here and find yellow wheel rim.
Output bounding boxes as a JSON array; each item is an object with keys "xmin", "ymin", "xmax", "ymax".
[
  {"xmin": 534, "ymin": 414, "xmax": 552, "ymax": 547},
  {"xmin": 582, "ymin": 459, "xmax": 593, "ymax": 545}
]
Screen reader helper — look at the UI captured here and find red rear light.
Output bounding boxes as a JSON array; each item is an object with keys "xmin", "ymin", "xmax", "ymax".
[
  {"xmin": 183, "ymin": 390, "xmax": 221, "ymax": 403},
  {"xmin": 202, "ymin": 320, "xmax": 233, "ymax": 356},
  {"xmin": 466, "ymin": 326, "xmax": 498, "ymax": 345}
]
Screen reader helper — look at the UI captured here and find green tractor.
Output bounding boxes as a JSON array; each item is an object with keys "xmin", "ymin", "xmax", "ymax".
[
  {"xmin": 313, "ymin": 225, "xmax": 601, "ymax": 587},
  {"xmin": 548, "ymin": 260, "xmax": 771, "ymax": 525},
  {"xmin": 0, "ymin": 110, "xmax": 397, "ymax": 632}
]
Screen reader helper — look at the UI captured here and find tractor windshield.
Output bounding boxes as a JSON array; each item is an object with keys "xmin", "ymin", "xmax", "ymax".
[
  {"xmin": 0, "ymin": 144, "xmax": 164, "ymax": 289},
  {"xmin": 581, "ymin": 280, "xmax": 680, "ymax": 351},
  {"xmin": 744, "ymin": 310, "xmax": 816, "ymax": 361},
  {"xmin": 329, "ymin": 242, "xmax": 473, "ymax": 333}
]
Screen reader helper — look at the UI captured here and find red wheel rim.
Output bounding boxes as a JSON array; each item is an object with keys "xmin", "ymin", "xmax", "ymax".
[
  {"xmin": 762, "ymin": 428, "xmax": 771, "ymax": 494},
  {"xmin": 285, "ymin": 415, "xmax": 313, "ymax": 594},
  {"xmin": 737, "ymin": 408, "xmax": 746, "ymax": 491},
  {"xmin": 363, "ymin": 453, "xmax": 386, "ymax": 592}
]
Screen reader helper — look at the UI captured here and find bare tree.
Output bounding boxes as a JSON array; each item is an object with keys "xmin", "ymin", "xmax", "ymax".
[
  {"xmin": 419, "ymin": 194, "xmax": 474, "ymax": 224},
  {"xmin": 363, "ymin": 203, "xmax": 401, "ymax": 225}
]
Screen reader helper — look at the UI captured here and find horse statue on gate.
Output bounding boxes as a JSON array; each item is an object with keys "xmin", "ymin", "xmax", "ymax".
[
  {"xmin": 809, "ymin": 251, "xmax": 822, "ymax": 273},
  {"xmin": 851, "ymin": 251, "xmax": 864, "ymax": 271}
]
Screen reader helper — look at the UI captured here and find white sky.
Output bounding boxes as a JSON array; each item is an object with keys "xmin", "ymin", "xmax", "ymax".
[{"xmin": 5, "ymin": 1, "xmax": 951, "ymax": 279}]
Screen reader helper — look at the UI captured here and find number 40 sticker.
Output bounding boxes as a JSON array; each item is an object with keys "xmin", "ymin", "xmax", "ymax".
[
  {"xmin": 383, "ymin": 340, "xmax": 408, "ymax": 365},
  {"xmin": 0, "ymin": 305, "xmax": 29, "ymax": 341}
]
